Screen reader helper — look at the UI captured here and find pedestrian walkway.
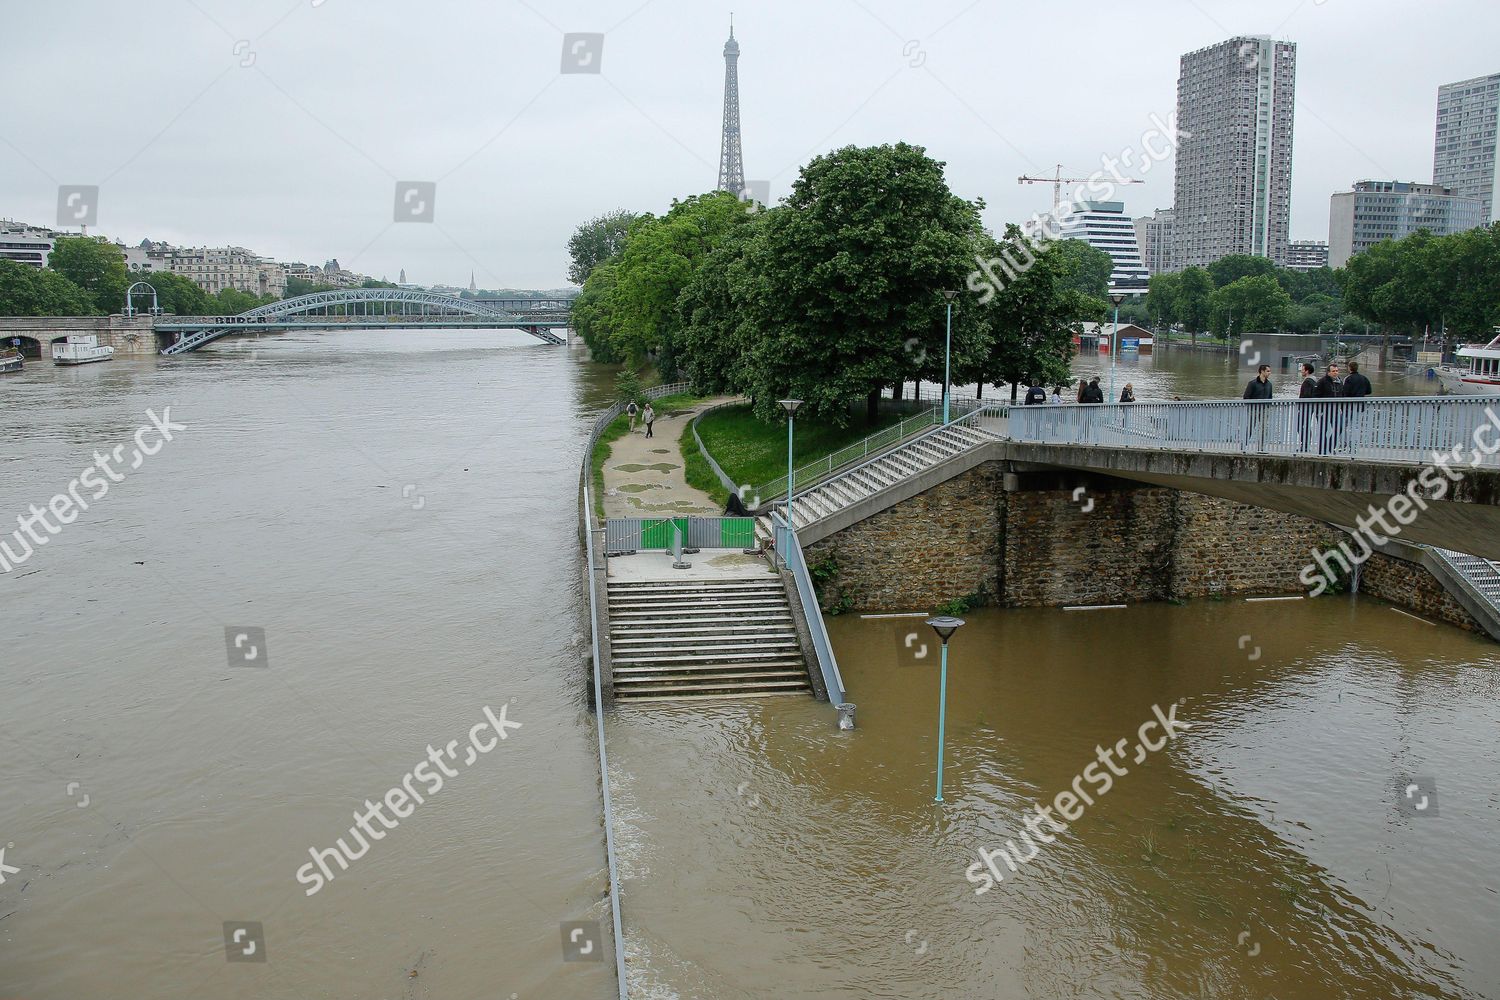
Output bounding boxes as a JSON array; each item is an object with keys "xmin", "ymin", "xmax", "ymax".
[
  {"xmin": 600, "ymin": 396, "xmax": 733, "ymax": 521},
  {"xmin": 596, "ymin": 394, "xmax": 812, "ymax": 702}
]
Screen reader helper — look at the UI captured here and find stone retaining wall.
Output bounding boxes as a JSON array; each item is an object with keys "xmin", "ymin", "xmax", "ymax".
[
  {"xmin": 1358, "ymin": 553, "xmax": 1484, "ymax": 634},
  {"xmin": 804, "ymin": 461, "xmax": 1423, "ymax": 615}
]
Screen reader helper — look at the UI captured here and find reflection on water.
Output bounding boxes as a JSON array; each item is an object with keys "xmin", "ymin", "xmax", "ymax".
[{"xmin": 614, "ymin": 598, "xmax": 1500, "ymax": 999}]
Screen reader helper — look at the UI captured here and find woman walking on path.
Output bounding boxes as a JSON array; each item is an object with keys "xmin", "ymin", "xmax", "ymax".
[
  {"xmin": 626, "ymin": 399, "xmax": 638, "ymax": 433},
  {"xmin": 643, "ymin": 403, "xmax": 656, "ymax": 438}
]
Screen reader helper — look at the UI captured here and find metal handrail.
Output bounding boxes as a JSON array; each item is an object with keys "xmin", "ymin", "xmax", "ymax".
[
  {"xmin": 771, "ymin": 510, "xmax": 847, "ymax": 706},
  {"xmin": 755, "ymin": 406, "xmax": 945, "ymax": 502},
  {"xmin": 1006, "ymin": 395, "xmax": 1500, "ymax": 467},
  {"xmin": 574, "ymin": 377, "xmax": 690, "ymax": 1000}
]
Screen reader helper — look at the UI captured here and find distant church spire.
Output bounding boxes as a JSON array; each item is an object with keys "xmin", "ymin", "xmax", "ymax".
[
  {"xmin": 716, "ymin": 16, "xmax": 745, "ymax": 196},
  {"xmin": 469, "ymin": 270, "xmax": 477, "ymax": 292},
  {"xmin": 399, "ymin": 267, "xmax": 406, "ymax": 284}
]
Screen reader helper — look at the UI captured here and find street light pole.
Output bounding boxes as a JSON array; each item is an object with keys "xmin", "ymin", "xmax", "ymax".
[
  {"xmin": 1108, "ymin": 292, "xmax": 1126, "ymax": 400},
  {"xmin": 941, "ymin": 289, "xmax": 959, "ymax": 424},
  {"xmin": 925, "ymin": 615, "xmax": 965, "ymax": 803},
  {"xmin": 778, "ymin": 399, "xmax": 803, "ymax": 537}
]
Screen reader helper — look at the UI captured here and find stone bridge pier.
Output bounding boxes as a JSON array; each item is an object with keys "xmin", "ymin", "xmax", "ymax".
[{"xmin": 0, "ymin": 315, "xmax": 159, "ymax": 358}]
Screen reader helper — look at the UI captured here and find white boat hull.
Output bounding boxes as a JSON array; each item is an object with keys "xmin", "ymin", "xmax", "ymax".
[
  {"xmin": 54, "ymin": 354, "xmax": 113, "ymax": 366},
  {"xmin": 1436, "ymin": 366, "xmax": 1500, "ymax": 395}
]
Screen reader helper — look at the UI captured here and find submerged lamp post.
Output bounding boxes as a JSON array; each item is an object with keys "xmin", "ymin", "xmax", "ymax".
[
  {"xmin": 941, "ymin": 289, "xmax": 959, "ymax": 424},
  {"xmin": 779, "ymin": 399, "xmax": 802, "ymax": 536},
  {"xmin": 926, "ymin": 615, "xmax": 965, "ymax": 803},
  {"xmin": 1108, "ymin": 291, "xmax": 1126, "ymax": 400}
]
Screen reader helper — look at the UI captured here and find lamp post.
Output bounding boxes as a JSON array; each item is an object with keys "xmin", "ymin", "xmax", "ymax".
[
  {"xmin": 1108, "ymin": 291, "xmax": 1126, "ymax": 400},
  {"xmin": 926, "ymin": 615, "xmax": 965, "ymax": 803},
  {"xmin": 778, "ymin": 399, "xmax": 802, "ymax": 537},
  {"xmin": 940, "ymin": 289, "xmax": 959, "ymax": 424}
]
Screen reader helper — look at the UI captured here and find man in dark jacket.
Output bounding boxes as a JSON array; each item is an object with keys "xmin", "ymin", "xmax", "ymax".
[
  {"xmin": 1082, "ymin": 378, "xmax": 1104, "ymax": 403},
  {"xmin": 1243, "ymin": 364, "xmax": 1272, "ymax": 446},
  {"xmin": 1341, "ymin": 361, "xmax": 1372, "ymax": 398},
  {"xmin": 1314, "ymin": 364, "xmax": 1342, "ymax": 454},
  {"xmin": 1024, "ymin": 383, "xmax": 1047, "ymax": 405},
  {"xmin": 1340, "ymin": 360, "xmax": 1372, "ymax": 453},
  {"xmin": 1296, "ymin": 362, "xmax": 1317, "ymax": 450}
]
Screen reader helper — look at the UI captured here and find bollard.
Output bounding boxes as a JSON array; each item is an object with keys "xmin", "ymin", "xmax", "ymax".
[
  {"xmin": 672, "ymin": 523, "xmax": 691, "ymax": 570},
  {"xmin": 836, "ymin": 703, "xmax": 856, "ymax": 730}
]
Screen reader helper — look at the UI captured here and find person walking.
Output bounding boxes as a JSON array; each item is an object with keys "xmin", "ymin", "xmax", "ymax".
[
  {"xmin": 1296, "ymin": 362, "xmax": 1318, "ymax": 451},
  {"xmin": 643, "ymin": 402, "xmax": 656, "ymax": 439},
  {"xmin": 626, "ymin": 399, "xmax": 639, "ymax": 433},
  {"xmin": 1242, "ymin": 364, "xmax": 1273, "ymax": 447}
]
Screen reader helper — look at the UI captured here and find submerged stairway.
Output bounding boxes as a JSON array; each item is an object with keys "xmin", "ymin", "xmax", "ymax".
[
  {"xmin": 753, "ymin": 421, "xmax": 995, "ymax": 546},
  {"xmin": 607, "ymin": 577, "xmax": 812, "ymax": 702}
]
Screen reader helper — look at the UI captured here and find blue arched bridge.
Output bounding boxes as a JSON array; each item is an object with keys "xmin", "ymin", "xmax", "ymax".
[{"xmin": 156, "ymin": 289, "xmax": 574, "ymax": 355}]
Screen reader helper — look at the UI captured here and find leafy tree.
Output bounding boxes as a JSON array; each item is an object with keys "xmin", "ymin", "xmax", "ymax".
[
  {"xmin": 570, "ymin": 259, "xmax": 627, "ymax": 363},
  {"xmin": 607, "ymin": 192, "xmax": 747, "ymax": 374},
  {"xmin": 677, "ymin": 222, "xmax": 761, "ymax": 394},
  {"xmin": 1208, "ymin": 274, "xmax": 1292, "ymax": 336},
  {"xmin": 215, "ymin": 288, "xmax": 273, "ymax": 314},
  {"xmin": 0, "ymin": 258, "xmax": 94, "ymax": 315},
  {"xmin": 285, "ymin": 276, "xmax": 335, "ymax": 297},
  {"xmin": 1145, "ymin": 272, "xmax": 1179, "ymax": 329},
  {"xmin": 134, "ymin": 271, "xmax": 212, "ymax": 315},
  {"xmin": 735, "ymin": 143, "xmax": 987, "ymax": 425},
  {"xmin": 1442, "ymin": 225, "xmax": 1500, "ymax": 337},
  {"xmin": 1174, "ymin": 266, "xmax": 1214, "ymax": 335},
  {"xmin": 972, "ymin": 225, "xmax": 1088, "ymax": 399},
  {"xmin": 1207, "ymin": 254, "xmax": 1276, "ymax": 289},
  {"xmin": 615, "ymin": 367, "xmax": 643, "ymax": 406},
  {"xmin": 46, "ymin": 236, "xmax": 127, "ymax": 314},
  {"xmin": 567, "ymin": 209, "xmax": 641, "ymax": 285},
  {"xmin": 1049, "ymin": 238, "xmax": 1113, "ymax": 299}
]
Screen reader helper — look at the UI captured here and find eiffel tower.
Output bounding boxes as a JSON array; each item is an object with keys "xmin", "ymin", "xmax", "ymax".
[{"xmin": 716, "ymin": 17, "xmax": 745, "ymax": 196}]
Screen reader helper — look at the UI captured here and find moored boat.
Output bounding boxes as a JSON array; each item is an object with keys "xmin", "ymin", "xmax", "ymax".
[
  {"xmin": 1, "ymin": 347, "xmax": 21, "ymax": 373},
  {"xmin": 52, "ymin": 334, "xmax": 114, "ymax": 366},
  {"xmin": 1436, "ymin": 332, "xmax": 1500, "ymax": 396}
]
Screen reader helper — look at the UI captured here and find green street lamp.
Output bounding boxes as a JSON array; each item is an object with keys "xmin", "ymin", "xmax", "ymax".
[
  {"xmin": 926, "ymin": 614, "xmax": 965, "ymax": 802},
  {"xmin": 1108, "ymin": 291, "xmax": 1126, "ymax": 399},
  {"xmin": 941, "ymin": 289, "xmax": 959, "ymax": 424},
  {"xmin": 779, "ymin": 399, "xmax": 802, "ymax": 534}
]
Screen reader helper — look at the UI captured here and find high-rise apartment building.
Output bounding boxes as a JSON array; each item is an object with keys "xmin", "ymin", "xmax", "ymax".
[
  {"xmin": 1058, "ymin": 201, "xmax": 1150, "ymax": 290},
  {"xmin": 1327, "ymin": 180, "xmax": 1485, "ymax": 268},
  {"xmin": 1285, "ymin": 240, "xmax": 1329, "ymax": 271},
  {"xmin": 1172, "ymin": 36, "xmax": 1297, "ymax": 268},
  {"xmin": 1434, "ymin": 73, "xmax": 1500, "ymax": 222},
  {"xmin": 1132, "ymin": 209, "xmax": 1175, "ymax": 275}
]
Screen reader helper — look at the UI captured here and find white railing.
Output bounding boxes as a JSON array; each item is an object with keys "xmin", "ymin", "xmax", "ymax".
[{"xmin": 1007, "ymin": 397, "xmax": 1500, "ymax": 468}]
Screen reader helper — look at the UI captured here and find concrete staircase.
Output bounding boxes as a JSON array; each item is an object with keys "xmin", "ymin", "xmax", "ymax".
[
  {"xmin": 1425, "ymin": 547, "xmax": 1500, "ymax": 640},
  {"xmin": 606, "ymin": 578, "xmax": 812, "ymax": 702},
  {"xmin": 754, "ymin": 422, "xmax": 994, "ymax": 545}
]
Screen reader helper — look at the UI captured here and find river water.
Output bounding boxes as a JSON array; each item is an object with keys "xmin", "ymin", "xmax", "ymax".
[{"xmin": 3, "ymin": 331, "xmax": 1496, "ymax": 1000}]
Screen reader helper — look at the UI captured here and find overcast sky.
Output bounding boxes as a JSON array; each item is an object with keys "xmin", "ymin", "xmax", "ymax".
[{"xmin": 5, "ymin": 0, "xmax": 1497, "ymax": 288}]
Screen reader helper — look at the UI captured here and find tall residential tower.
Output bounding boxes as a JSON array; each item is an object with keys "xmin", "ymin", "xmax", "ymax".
[
  {"xmin": 1434, "ymin": 73, "xmax": 1500, "ymax": 223},
  {"xmin": 716, "ymin": 21, "xmax": 745, "ymax": 196},
  {"xmin": 1172, "ymin": 36, "xmax": 1297, "ymax": 268}
]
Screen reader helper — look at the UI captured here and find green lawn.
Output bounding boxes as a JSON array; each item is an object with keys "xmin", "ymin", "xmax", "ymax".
[{"xmin": 692, "ymin": 403, "xmax": 909, "ymax": 501}]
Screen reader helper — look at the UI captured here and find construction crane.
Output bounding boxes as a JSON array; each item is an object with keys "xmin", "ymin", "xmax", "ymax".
[{"xmin": 1018, "ymin": 164, "xmax": 1142, "ymax": 207}]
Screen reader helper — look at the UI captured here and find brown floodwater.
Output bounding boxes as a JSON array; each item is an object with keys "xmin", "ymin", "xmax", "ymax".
[{"xmin": 2, "ymin": 332, "xmax": 1496, "ymax": 1000}]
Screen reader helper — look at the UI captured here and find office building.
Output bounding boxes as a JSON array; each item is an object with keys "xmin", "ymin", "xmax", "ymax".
[
  {"xmin": 1328, "ymin": 180, "xmax": 1485, "ymax": 268},
  {"xmin": 1132, "ymin": 209, "xmax": 1175, "ymax": 275},
  {"xmin": 1285, "ymin": 240, "xmax": 1329, "ymax": 271},
  {"xmin": 1058, "ymin": 201, "xmax": 1150, "ymax": 290},
  {"xmin": 1172, "ymin": 36, "xmax": 1297, "ymax": 267},
  {"xmin": 1434, "ymin": 73, "xmax": 1500, "ymax": 222}
]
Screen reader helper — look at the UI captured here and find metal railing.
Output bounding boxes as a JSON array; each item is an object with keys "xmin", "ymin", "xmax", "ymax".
[
  {"xmin": 772, "ymin": 510, "xmax": 847, "ymax": 706},
  {"xmin": 1430, "ymin": 548, "xmax": 1500, "ymax": 605},
  {"xmin": 755, "ymin": 406, "xmax": 946, "ymax": 502},
  {"xmin": 604, "ymin": 516, "xmax": 755, "ymax": 554},
  {"xmin": 1007, "ymin": 396, "xmax": 1500, "ymax": 468},
  {"xmin": 575, "ymin": 379, "xmax": 691, "ymax": 1000}
]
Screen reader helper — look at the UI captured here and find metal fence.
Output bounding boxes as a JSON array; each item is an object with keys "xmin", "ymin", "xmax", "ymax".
[
  {"xmin": 772, "ymin": 511, "xmax": 847, "ymax": 706},
  {"xmin": 604, "ymin": 516, "xmax": 755, "ymax": 554},
  {"xmin": 1007, "ymin": 396, "xmax": 1500, "ymax": 468},
  {"xmin": 755, "ymin": 407, "xmax": 943, "ymax": 502}
]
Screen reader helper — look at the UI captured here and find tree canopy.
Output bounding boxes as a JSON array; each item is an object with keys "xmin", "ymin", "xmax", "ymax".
[
  {"xmin": 567, "ymin": 209, "xmax": 641, "ymax": 286},
  {"xmin": 47, "ymin": 236, "xmax": 127, "ymax": 314}
]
